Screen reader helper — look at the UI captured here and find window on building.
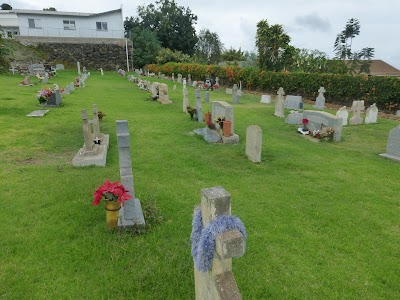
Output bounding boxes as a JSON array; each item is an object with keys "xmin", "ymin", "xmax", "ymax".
[
  {"xmin": 28, "ymin": 18, "xmax": 42, "ymax": 29},
  {"xmin": 63, "ymin": 20, "xmax": 76, "ymax": 30},
  {"xmin": 96, "ymin": 22, "xmax": 108, "ymax": 31}
]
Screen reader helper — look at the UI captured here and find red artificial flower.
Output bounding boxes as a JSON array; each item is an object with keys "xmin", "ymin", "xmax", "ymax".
[
  {"xmin": 92, "ymin": 180, "xmax": 132, "ymax": 205},
  {"xmin": 302, "ymin": 118, "xmax": 309, "ymax": 125}
]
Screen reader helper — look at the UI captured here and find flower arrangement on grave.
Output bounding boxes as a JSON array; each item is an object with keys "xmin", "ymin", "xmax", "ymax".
[
  {"xmin": 98, "ymin": 111, "xmax": 106, "ymax": 120},
  {"xmin": 215, "ymin": 116, "xmax": 225, "ymax": 129},
  {"xmin": 93, "ymin": 180, "xmax": 133, "ymax": 228},
  {"xmin": 302, "ymin": 118, "xmax": 309, "ymax": 130},
  {"xmin": 203, "ymin": 83, "xmax": 210, "ymax": 90},
  {"xmin": 36, "ymin": 86, "xmax": 53, "ymax": 104},
  {"xmin": 92, "ymin": 179, "xmax": 132, "ymax": 205},
  {"xmin": 297, "ymin": 118, "xmax": 310, "ymax": 135},
  {"xmin": 206, "ymin": 120, "xmax": 215, "ymax": 130},
  {"xmin": 213, "ymin": 84, "xmax": 219, "ymax": 90},
  {"xmin": 312, "ymin": 127, "xmax": 335, "ymax": 141}
]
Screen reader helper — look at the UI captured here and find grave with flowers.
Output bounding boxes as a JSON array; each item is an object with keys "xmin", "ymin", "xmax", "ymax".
[
  {"xmin": 194, "ymin": 101, "xmax": 239, "ymax": 144},
  {"xmin": 298, "ymin": 111, "xmax": 342, "ymax": 142}
]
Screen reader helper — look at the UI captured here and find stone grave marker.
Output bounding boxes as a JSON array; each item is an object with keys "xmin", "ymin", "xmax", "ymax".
[
  {"xmin": 188, "ymin": 74, "xmax": 192, "ymax": 86},
  {"xmin": 178, "ymin": 74, "xmax": 182, "ymax": 84},
  {"xmin": 19, "ymin": 76, "xmax": 33, "ymax": 86},
  {"xmin": 285, "ymin": 95, "xmax": 303, "ymax": 110},
  {"xmin": 349, "ymin": 100, "xmax": 365, "ymax": 125},
  {"xmin": 365, "ymin": 103, "xmax": 378, "ymax": 124},
  {"xmin": 196, "ymin": 88, "xmax": 203, "ymax": 122},
  {"xmin": 396, "ymin": 110, "xmax": 400, "ymax": 118},
  {"xmin": 72, "ymin": 109, "xmax": 109, "ymax": 167},
  {"xmin": 173, "ymin": 85, "xmax": 177, "ymax": 91},
  {"xmin": 204, "ymin": 91, "xmax": 210, "ymax": 103},
  {"xmin": 56, "ymin": 64, "xmax": 64, "ymax": 70},
  {"xmin": 46, "ymin": 90, "xmax": 62, "ymax": 107},
  {"xmin": 274, "ymin": 87, "xmax": 285, "ymax": 118},
  {"xmin": 183, "ymin": 78, "xmax": 187, "ymax": 90},
  {"xmin": 285, "ymin": 111, "xmax": 303, "ymax": 124},
  {"xmin": 246, "ymin": 125, "xmax": 262, "ymax": 163},
  {"xmin": 29, "ymin": 64, "xmax": 45, "ymax": 76},
  {"xmin": 303, "ymin": 110, "xmax": 343, "ymax": 142},
  {"xmin": 232, "ymin": 84, "xmax": 239, "ymax": 104},
  {"xmin": 260, "ymin": 95, "xmax": 271, "ymax": 104},
  {"xmin": 42, "ymin": 74, "xmax": 49, "ymax": 84},
  {"xmin": 151, "ymin": 82, "xmax": 160, "ymax": 98},
  {"xmin": 211, "ymin": 101, "xmax": 239, "ymax": 144},
  {"xmin": 192, "ymin": 186, "xmax": 246, "ymax": 300},
  {"xmin": 313, "ymin": 87, "xmax": 326, "ymax": 109},
  {"xmin": 158, "ymin": 83, "xmax": 172, "ymax": 104},
  {"xmin": 77, "ymin": 61, "xmax": 81, "ymax": 75},
  {"xmin": 172, "ymin": 73, "xmax": 175, "ymax": 81},
  {"xmin": 379, "ymin": 125, "xmax": 400, "ymax": 162},
  {"xmin": 183, "ymin": 86, "xmax": 189, "ymax": 113},
  {"xmin": 116, "ymin": 120, "xmax": 145, "ymax": 226},
  {"xmin": 70, "ymin": 82, "xmax": 75, "ymax": 91},
  {"xmin": 226, "ymin": 88, "xmax": 233, "ymax": 95},
  {"xmin": 26, "ymin": 110, "xmax": 49, "ymax": 117},
  {"xmin": 336, "ymin": 106, "xmax": 349, "ymax": 126},
  {"xmin": 63, "ymin": 84, "xmax": 71, "ymax": 95}
]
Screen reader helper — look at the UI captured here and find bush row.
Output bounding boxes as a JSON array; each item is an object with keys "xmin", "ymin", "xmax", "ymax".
[{"xmin": 146, "ymin": 63, "xmax": 400, "ymax": 109}]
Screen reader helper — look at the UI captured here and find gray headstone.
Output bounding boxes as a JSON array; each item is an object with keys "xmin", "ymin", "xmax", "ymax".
[
  {"xmin": 285, "ymin": 111, "xmax": 303, "ymax": 124},
  {"xmin": 211, "ymin": 101, "xmax": 235, "ymax": 135},
  {"xmin": 193, "ymin": 128, "xmax": 222, "ymax": 143},
  {"xmin": 380, "ymin": 125, "xmax": 400, "ymax": 162},
  {"xmin": 246, "ymin": 125, "xmax": 262, "ymax": 163},
  {"xmin": 365, "ymin": 103, "xmax": 378, "ymax": 124},
  {"xmin": 116, "ymin": 120, "xmax": 145, "ymax": 226},
  {"xmin": 350, "ymin": 100, "xmax": 365, "ymax": 125},
  {"xmin": 77, "ymin": 61, "xmax": 81, "ymax": 75},
  {"xmin": 26, "ymin": 110, "xmax": 49, "ymax": 117},
  {"xmin": 285, "ymin": 95, "xmax": 303, "ymax": 110},
  {"xmin": 336, "ymin": 106, "xmax": 349, "ymax": 126},
  {"xmin": 204, "ymin": 91, "xmax": 210, "ymax": 103},
  {"xmin": 303, "ymin": 110, "xmax": 343, "ymax": 142},
  {"xmin": 232, "ymin": 84, "xmax": 239, "ymax": 104},
  {"xmin": 313, "ymin": 87, "xmax": 326, "ymax": 109},
  {"xmin": 195, "ymin": 88, "xmax": 203, "ymax": 122},
  {"xmin": 260, "ymin": 95, "xmax": 271, "ymax": 104},
  {"xmin": 46, "ymin": 90, "xmax": 62, "ymax": 107}
]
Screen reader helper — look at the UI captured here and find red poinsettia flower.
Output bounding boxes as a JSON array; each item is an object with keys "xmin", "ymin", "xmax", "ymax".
[{"xmin": 92, "ymin": 180, "xmax": 132, "ymax": 206}]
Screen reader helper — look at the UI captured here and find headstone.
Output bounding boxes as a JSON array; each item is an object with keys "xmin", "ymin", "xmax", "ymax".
[
  {"xmin": 204, "ymin": 91, "xmax": 210, "ymax": 103},
  {"xmin": 183, "ymin": 87, "xmax": 189, "ymax": 113},
  {"xmin": 285, "ymin": 111, "xmax": 303, "ymax": 124},
  {"xmin": 29, "ymin": 63, "xmax": 45, "ymax": 76},
  {"xmin": 260, "ymin": 95, "xmax": 271, "ymax": 104},
  {"xmin": 116, "ymin": 120, "xmax": 145, "ymax": 226},
  {"xmin": 274, "ymin": 88, "xmax": 285, "ymax": 118},
  {"xmin": 246, "ymin": 125, "xmax": 262, "ymax": 163},
  {"xmin": 193, "ymin": 186, "xmax": 246, "ymax": 300},
  {"xmin": 365, "ymin": 103, "xmax": 378, "ymax": 124},
  {"xmin": 19, "ymin": 76, "xmax": 32, "ymax": 86},
  {"xmin": 226, "ymin": 88, "xmax": 233, "ymax": 95},
  {"xmin": 379, "ymin": 125, "xmax": 400, "ymax": 162},
  {"xmin": 100, "ymin": 68, "xmax": 104, "ymax": 76},
  {"xmin": 70, "ymin": 82, "xmax": 75, "ymax": 91},
  {"xmin": 178, "ymin": 74, "xmax": 183, "ymax": 84},
  {"xmin": 349, "ymin": 100, "xmax": 365, "ymax": 125},
  {"xmin": 63, "ymin": 85, "xmax": 71, "ymax": 95},
  {"xmin": 82, "ymin": 66, "xmax": 87, "ymax": 74},
  {"xmin": 158, "ymin": 83, "xmax": 172, "ymax": 104},
  {"xmin": 232, "ymin": 84, "xmax": 239, "ymax": 104},
  {"xmin": 196, "ymin": 88, "xmax": 203, "ymax": 122},
  {"xmin": 396, "ymin": 110, "xmax": 400, "ymax": 118},
  {"xmin": 72, "ymin": 109, "xmax": 109, "ymax": 167},
  {"xmin": 313, "ymin": 87, "xmax": 326, "ymax": 109},
  {"xmin": 151, "ymin": 82, "xmax": 160, "ymax": 98},
  {"xmin": 173, "ymin": 85, "xmax": 177, "ymax": 91},
  {"xmin": 303, "ymin": 110, "xmax": 343, "ymax": 142},
  {"xmin": 183, "ymin": 78, "xmax": 187, "ymax": 90},
  {"xmin": 92, "ymin": 104, "xmax": 101, "ymax": 140},
  {"xmin": 172, "ymin": 73, "xmax": 175, "ymax": 81},
  {"xmin": 336, "ymin": 106, "xmax": 349, "ymax": 126},
  {"xmin": 56, "ymin": 64, "xmax": 64, "ymax": 70},
  {"xmin": 188, "ymin": 74, "xmax": 192, "ymax": 86},
  {"xmin": 42, "ymin": 74, "xmax": 49, "ymax": 84},
  {"xmin": 215, "ymin": 77, "xmax": 219, "ymax": 87},
  {"xmin": 285, "ymin": 95, "xmax": 303, "ymax": 110},
  {"xmin": 77, "ymin": 61, "xmax": 81, "ymax": 75},
  {"xmin": 26, "ymin": 110, "xmax": 49, "ymax": 117},
  {"xmin": 46, "ymin": 90, "xmax": 62, "ymax": 107},
  {"xmin": 192, "ymin": 81, "xmax": 198, "ymax": 87},
  {"xmin": 211, "ymin": 102, "xmax": 239, "ymax": 144}
]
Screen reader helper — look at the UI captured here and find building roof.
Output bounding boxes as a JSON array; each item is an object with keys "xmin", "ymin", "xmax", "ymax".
[
  {"xmin": 0, "ymin": 8, "xmax": 121, "ymax": 18},
  {"xmin": 368, "ymin": 60, "xmax": 400, "ymax": 76},
  {"xmin": 0, "ymin": 12, "xmax": 18, "ymax": 27}
]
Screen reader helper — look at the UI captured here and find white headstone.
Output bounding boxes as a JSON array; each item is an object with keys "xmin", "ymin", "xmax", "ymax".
[
  {"xmin": 274, "ymin": 88, "xmax": 285, "ymax": 118},
  {"xmin": 336, "ymin": 106, "xmax": 349, "ymax": 126},
  {"xmin": 260, "ymin": 95, "xmax": 271, "ymax": 104},
  {"xmin": 379, "ymin": 125, "xmax": 400, "ymax": 162},
  {"xmin": 350, "ymin": 100, "xmax": 365, "ymax": 125},
  {"xmin": 365, "ymin": 103, "xmax": 378, "ymax": 124},
  {"xmin": 246, "ymin": 125, "xmax": 262, "ymax": 163},
  {"xmin": 313, "ymin": 87, "xmax": 326, "ymax": 109}
]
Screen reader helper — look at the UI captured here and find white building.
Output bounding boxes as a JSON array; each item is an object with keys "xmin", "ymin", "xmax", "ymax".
[{"xmin": 0, "ymin": 8, "xmax": 124, "ymax": 39}]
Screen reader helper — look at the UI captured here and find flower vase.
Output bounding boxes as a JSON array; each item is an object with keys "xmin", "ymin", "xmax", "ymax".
[
  {"xmin": 204, "ymin": 112, "xmax": 211, "ymax": 124},
  {"xmin": 222, "ymin": 120, "xmax": 232, "ymax": 137},
  {"xmin": 105, "ymin": 200, "xmax": 121, "ymax": 229}
]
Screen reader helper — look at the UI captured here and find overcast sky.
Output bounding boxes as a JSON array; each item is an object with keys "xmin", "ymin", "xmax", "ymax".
[{"xmin": 9, "ymin": 0, "xmax": 400, "ymax": 69}]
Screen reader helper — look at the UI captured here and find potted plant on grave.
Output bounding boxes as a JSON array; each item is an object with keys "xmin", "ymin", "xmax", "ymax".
[
  {"xmin": 215, "ymin": 116, "xmax": 225, "ymax": 129},
  {"xmin": 98, "ymin": 111, "xmax": 106, "ymax": 121},
  {"xmin": 204, "ymin": 111, "xmax": 211, "ymax": 124},
  {"xmin": 297, "ymin": 118, "xmax": 310, "ymax": 135},
  {"xmin": 93, "ymin": 180, "xmax": 132, "ymax": 229}
]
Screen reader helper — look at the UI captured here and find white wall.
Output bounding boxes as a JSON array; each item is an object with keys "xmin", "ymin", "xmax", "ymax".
[{"xmin": 17, "ymin": 10, "xmax": 124, "ymax": 39}]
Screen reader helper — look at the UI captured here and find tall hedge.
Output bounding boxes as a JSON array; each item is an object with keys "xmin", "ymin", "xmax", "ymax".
[{"xmin": 146, "ymin": 63, "xmax": 400, "ymax": 109}]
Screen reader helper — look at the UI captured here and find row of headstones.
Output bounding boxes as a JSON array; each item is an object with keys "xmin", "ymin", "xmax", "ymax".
[{"xmin": 225, "ymin": 82, "xmax": 243, "ymax": 104}]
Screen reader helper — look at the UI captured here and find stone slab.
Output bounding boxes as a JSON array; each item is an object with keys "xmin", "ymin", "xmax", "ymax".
[
  {"xmin": 118, "ymin": 198, "xmax": 146, "ymax": 226},
  {"xmin": 284, "ymin": 95, "xmax": 303, "ymax": 110},
  {"xmin": 379, "ymin": 153, "xmax": 400, "ymax": 162},
  {"xmin": 193, "ymin": 128, "xmax": 222, "ymax": 143},
  {"xmin": 72, "ymin": 134, "xmax": 109, "ymax": 167},
  {"xmin": 26, "ymin": 110, "xmax": 49, "ymax": 117},
  {"xmin": 221, "ymin": 133, "xmax": 239, "ymax": 144},
  {"xmin": 260, "ymin": 95, "xmax": 271, "ymax": 104}
]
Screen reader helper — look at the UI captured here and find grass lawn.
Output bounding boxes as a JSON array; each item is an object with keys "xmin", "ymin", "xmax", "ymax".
[{"xmin": 0, "ymin": 70, "xmax": 399, "ymax": 299}]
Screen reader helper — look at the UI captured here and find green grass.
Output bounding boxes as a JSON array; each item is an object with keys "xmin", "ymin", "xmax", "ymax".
[{"xmin": 0, "ymin": 71, "xmax": 399, "ymax": 299}]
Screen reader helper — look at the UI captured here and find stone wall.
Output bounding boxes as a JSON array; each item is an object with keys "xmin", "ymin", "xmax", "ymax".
[{"xmin": 15, "ymin": 36, "xmax": 131, "ymax": 70}]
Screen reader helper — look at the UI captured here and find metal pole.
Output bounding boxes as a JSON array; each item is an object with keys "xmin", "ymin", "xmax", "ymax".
[{"xmin": 125, "ymin": 38, "xmax": 129, "ymax": 72}]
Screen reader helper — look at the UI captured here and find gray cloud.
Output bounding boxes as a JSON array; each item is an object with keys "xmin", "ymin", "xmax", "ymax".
[{"xmin": 294, "ymin": 13, "xmax": 331, "ymax": 32}]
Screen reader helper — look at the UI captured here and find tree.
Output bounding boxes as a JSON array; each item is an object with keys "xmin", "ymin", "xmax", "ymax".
[
  {"xmin": 334, "ymin": 18, "xmax": 375, "ymax": 74},
  {"xmin": 43, "ymin": 7, "xmax": 57, "ymax": 11},
  {"xmin": 194, "ymin": 29, "xmax": 223, "ymax": 64},
  {"xmin": 0, "ymin": 3, "xmax": 12, "ymax": 10},
  {"xmin": 130, "ymin": 28, "xmax": 161, "ymax": 68},
  {"xmin": 156, "ymin": 47, "xmax": 191, "ymax": 64},
  {"xmin": 124, "ymin": 0, "xmax": 198, "ymax": 55},
  {"xmin": 256, "ymin": 20, "xmax": 294, "ymax": 71},
  {"xmin": 221, "ymin": 47, "xmax": 245, "ymax": 62}
]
